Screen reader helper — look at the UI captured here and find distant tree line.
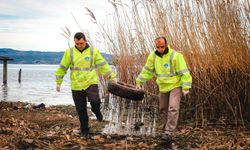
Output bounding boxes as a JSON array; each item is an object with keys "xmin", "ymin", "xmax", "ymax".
[{"xmin": 0, "ymin": 48, "xmax": 113, "ymax": 64}]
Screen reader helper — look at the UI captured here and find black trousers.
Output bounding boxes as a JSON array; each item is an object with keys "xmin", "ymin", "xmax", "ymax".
[{"xmin": 72, "ymin": 84, "xmax": 102, "ymax": 132}]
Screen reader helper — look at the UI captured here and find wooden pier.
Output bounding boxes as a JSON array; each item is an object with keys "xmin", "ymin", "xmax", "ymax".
[{"xmin": 0, "ymin": 56, "xmax": 13, "ymax": 84}]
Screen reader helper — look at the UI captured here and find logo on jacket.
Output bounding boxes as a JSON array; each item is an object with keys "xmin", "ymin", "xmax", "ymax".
[
  {"xmin": 164, "ymin": 63, "xmax": 169, "ymax": 68},
  {"xmin": 84, "ymin": 56, "xmax": 90, "ymax": 61}
]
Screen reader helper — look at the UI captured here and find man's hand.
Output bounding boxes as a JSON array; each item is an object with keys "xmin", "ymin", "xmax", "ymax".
[
  {"xmin": 182, "ymin": 90, "xmax": 189, "ymax": 96},
  {"xmin": 136, "ymin": 84, "xmax": 143, "ymax": 89},
  {"xmin": 108, "ymin": 77, "xmax": 117, "ymax": 83},
  {"xmin": 56, "ymin": 84, "xmax": 61, "ymax": 92},
  {"xmin": 112, "ymin": 77, "xmax": 118, "ymax": 82}
]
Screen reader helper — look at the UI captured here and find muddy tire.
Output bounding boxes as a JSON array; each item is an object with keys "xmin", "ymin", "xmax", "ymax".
[{"xmin": 107, "ymin": 80, "xmax": 145, "ymax": 101}]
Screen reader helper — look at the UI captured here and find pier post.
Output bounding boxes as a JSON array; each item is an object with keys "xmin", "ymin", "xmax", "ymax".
[
  {"xmin": 0, "ymin": 56, "xmax": 13, "ymax": 84},
  {"xmin": 3, "ymin": 60, "xmax": 7, "ymax": 84},
  {"xmin": 18, "ymin": 69, "xmax": 22, "ymax": 83}
]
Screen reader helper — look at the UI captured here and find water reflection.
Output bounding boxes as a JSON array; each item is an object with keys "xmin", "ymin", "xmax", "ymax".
[
  {"xmin": 1, "ymin": 84, "xmax": 8, "ymax": 101},
  {"xmin": 102, "ymin": 95, "xmax": 159, "ymax": 136}
]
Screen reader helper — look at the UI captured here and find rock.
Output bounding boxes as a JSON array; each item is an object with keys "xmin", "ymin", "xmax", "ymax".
[
  {"xmin": 23, "ymin": 139, "xmax": 34, "ymax": 144},
  {"xmin": 91, "ymin": 135, "xmax": 105, "ymax": 142},
  {"xmin": 55, "ymin": 126, "xmax": 60, "ymax": 130},
  {"xmin": 46, "ymin": 131, "xmax": 56, "ymax": 137},
  {"xmin": 24, "ymin": 104, "xmax": 32, "ymax": 109},
  {"xmin": 32, "ymin": 103, "xmax": 45, "ymax": 109},
  {"xmin": 91, "ymin": 135, "xmax": 101, "ymax": 140},
  {"xmin": 127, "ymin": 137, "xmax": 133, "ymax": 141},
  {"xmin": 71, "ymin": 129, "xmax": 80, "ymax": 136},
  {"xmin": 106, "ymin": 135, "xmax": 111, "ymax": 139}
]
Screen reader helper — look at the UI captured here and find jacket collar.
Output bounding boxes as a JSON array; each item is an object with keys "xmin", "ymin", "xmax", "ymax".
[
  {"xmin": 75, "ymin": 43, "xmax": 90, "ymax": 53},
  {"xmin": 154, "ymin": 47, "xmax": 169, "ymax": 57}
]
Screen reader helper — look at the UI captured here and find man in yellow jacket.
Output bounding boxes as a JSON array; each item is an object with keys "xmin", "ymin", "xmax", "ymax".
[
  {"xmin": 136, "ymin": 37, "xmax": 192, "ymax": 143},
  {"xmin": 55, "ymin": 32, "xmax": 116, "ymax": 137}
]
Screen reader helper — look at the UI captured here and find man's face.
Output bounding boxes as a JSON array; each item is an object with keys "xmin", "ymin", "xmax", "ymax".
[
  {"xmin": 155, "ymin": 38, "xmax": 166, "ymax": 54},
  {"xmin": 74, "ymin": 38, "xmax": 86, "ymax": 51}
]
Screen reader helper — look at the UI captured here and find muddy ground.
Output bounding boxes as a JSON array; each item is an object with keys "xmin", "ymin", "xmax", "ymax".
[{"xmin": 0, "ymin": 101, "xmax": 249, "ymax": 150}]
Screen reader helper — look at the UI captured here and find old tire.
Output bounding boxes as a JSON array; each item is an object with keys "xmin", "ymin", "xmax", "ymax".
[{"xmin": 107, "ymin": 80, "xmax": 145, "ymax": 101}]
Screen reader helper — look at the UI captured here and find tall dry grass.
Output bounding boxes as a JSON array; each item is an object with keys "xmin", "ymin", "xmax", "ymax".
[{"xmin": 86, "ymin": 0, "xmax": 249, "ymax": 126}]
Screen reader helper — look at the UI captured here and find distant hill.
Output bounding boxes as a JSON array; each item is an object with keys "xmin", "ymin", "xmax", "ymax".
[{"xmin": 0, "ymin": 48, "xmax": 113, "ymax": 64}]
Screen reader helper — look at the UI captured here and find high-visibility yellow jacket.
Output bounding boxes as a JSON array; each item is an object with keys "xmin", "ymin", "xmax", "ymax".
[
  {"xmin": 136, "ymin": 48, "xmax": 192, "ymax": 92},
  {"xmin": 55, "ymin": 46, "xmax": 116, "ymax": 90}
]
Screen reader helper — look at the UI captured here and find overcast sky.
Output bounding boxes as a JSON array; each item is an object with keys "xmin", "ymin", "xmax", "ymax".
[{"xmin": 0, "ymin": 0, "xmax": 113, "ymax": 52}]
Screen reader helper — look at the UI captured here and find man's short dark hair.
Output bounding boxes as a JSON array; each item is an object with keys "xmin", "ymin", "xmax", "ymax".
[
  {"xmin": 74, "ymin": 32, "xmax": 86, "ymax": 40},
  {"xmin": 155, "ymin": 36, "xmax": 167, "ymax": 45}
]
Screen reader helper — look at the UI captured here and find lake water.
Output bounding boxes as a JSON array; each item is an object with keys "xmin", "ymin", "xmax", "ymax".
[{"xmin": 0, "ymin": 64, "xmax": 73, "ymax": 105}]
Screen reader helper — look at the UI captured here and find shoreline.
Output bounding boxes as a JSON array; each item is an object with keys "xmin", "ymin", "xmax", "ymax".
[{"xmin": 0, "ymin": 101, "xmax": 249, "ymax": 149}]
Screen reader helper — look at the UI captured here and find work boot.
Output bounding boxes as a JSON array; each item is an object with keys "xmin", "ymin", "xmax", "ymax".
[
  {"xmin": 81, "ymin": 130, "xmax": 90, "ymax": 138},
  {"xmin": 80, "ymin": 127, "xmax": 90, "ymax": 138},
  {"xmin": 161, "ymin": 134, "xmax": 172, "ymax": 149},
  {"xmin": 96, "ymin": 113, "xmax": 103, "ymax": 122},
  {"xmin": 161, "ymin": 133, "xmax": 172, "ymax": 142}
]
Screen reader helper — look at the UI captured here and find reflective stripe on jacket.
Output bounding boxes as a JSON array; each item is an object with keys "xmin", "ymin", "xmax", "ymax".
[
  {"xmin": 55, "ymin": 46, "xmax": 115, "ymax": 90},
  {"xmin": 136, "ymin": 48, "xmax": 192, "ymax": 92}
]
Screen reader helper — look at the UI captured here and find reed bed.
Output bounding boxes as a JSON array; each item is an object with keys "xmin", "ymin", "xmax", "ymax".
[{"xmin": 86, "ymin": 0, "xmax": 249, "ymax": 127}]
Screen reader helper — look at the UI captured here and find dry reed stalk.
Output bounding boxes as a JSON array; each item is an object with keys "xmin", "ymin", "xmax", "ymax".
[{"xmin": 84, "ymin": 0, "xmax": 249, "ymax": 126}]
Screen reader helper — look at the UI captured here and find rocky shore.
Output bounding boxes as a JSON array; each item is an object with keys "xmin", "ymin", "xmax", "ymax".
[{"xmin": 0, "ymin": 101, "xmax": 249, "ymax": 150}]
